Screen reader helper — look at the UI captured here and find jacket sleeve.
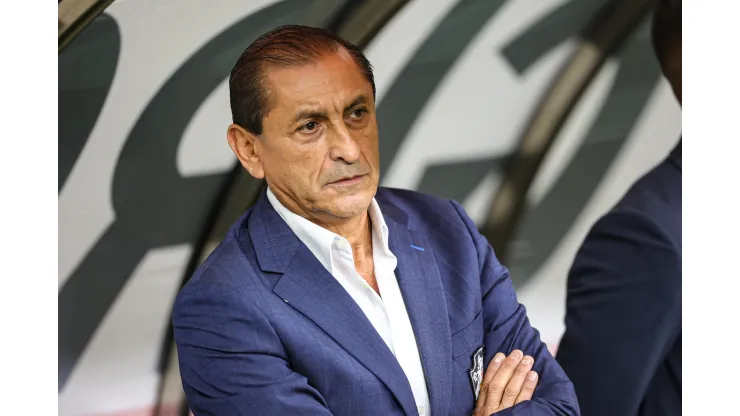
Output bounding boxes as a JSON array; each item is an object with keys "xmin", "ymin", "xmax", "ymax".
[
  {"xmin": 173, "ymin": 280, "xmax": 333, "ymax": 416},
  {"xmin": 451, "ymin": 200, "xmax": 580, "ymax": 416},
  {"xmin": 555, "ymin": 209, "xmax": 681, "ymax": 416}
]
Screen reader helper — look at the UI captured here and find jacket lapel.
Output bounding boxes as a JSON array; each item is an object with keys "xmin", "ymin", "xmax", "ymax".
[
  {"xmin": 381, "ymin": 201, "xmax": 453, "ymax": 416},
  {"xmin": 247, "ymin": 192, "xmax": 418, "ymax": 416}
]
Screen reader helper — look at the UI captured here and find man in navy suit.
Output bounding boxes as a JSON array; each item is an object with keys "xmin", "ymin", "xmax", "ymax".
[
  {"xmin": 173, "ymin": 25, "xmax": 578, "ymax": 415},
  {"xmin": 556, "ymin": 1, "xmax": 681, "ymax": 415}
]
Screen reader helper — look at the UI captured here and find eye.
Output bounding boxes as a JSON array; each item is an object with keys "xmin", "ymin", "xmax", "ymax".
[
  {"xmin": 298, "ymin": 121, "xmax": 319, "ymax": 133},
  {"xmin": 348, "ymin": 108, "xmax": 367, "ymax": 120}
]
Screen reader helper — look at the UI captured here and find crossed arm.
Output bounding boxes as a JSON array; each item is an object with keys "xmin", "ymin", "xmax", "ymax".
[{"xmin": 451, "ymin": 200, "xmax": 580, "ymax": 415}]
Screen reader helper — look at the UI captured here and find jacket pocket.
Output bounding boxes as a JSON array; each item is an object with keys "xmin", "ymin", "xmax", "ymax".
[{"xmin": 450, "ymin": 310, "xmax": 483, "ymax": 359}]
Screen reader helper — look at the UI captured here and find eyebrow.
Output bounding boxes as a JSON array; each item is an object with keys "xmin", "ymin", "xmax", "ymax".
[{"xmin": 292, "ymin": 94, "xmax": 370, "ymax": 123}]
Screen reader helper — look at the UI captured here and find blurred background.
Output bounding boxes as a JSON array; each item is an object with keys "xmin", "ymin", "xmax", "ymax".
[{"xmin": 58, "ymin": 0, "xmax": 681, "ymax": 415}]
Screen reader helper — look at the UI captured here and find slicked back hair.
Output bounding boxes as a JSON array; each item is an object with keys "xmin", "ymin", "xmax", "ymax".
[{"xmin": 229, "ymin": 25, "xmax": 375, "ymax": 135}]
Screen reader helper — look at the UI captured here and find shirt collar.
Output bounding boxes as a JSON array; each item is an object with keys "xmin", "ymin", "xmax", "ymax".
[
  {"xmin": 367, "ymin": 194, "xmax": 392, "ymax": 254},
  {"xmin": 266, "ymin": 187, "xmax": 392, "ymax": 272}
]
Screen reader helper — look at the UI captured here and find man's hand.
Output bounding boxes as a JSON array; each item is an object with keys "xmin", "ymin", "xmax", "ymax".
[{"xmin": 473, "ymin": 350, "xmax": 538, "ymax": 416}]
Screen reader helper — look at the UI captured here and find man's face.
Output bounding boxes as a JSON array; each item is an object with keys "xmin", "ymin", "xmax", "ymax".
[{"xmin": 240, "ymin": 49, "xmax": 380, "ymax": 223}]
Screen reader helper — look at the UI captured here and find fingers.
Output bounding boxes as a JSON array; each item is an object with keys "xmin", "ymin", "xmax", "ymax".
[
  {"xmin": 474, "ymin": 352, "xmax": 505, "ymax": 412},
  {"xmin": 486, "ymin": 349, "xmax": 524, "ymax": 409},
  {"xmin": 474, "ymin": 350, "xmax": 538, "ymax": 415},
  {"xmin": 499, "ymin": 355, "xmax": 534, "ymax": 408},
  {"xmin": 515, "ymin": 371, "xmax": 538, "ymax": 404}
]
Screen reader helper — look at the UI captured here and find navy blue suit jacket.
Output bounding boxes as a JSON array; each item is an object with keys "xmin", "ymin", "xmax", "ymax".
[
  {"xmin": 556, "ymin": 141, "xmax": 682, "ymax": 415},
  {"xmin": 173, "ymin": 187, "xmax": 578, "ymax": 415}
]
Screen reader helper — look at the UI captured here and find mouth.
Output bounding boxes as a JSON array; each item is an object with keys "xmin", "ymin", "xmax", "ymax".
[{"xmin": 327, "ymin": 174, "xmax": 367, "ymax": 186}]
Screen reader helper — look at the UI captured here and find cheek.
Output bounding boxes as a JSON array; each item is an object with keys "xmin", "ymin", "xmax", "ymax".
[
  {"xmin": 269, "ymin": 143, "xmax": 325, "ymax": 186},
  {"xmin": 360, "ymin": 130, "xmax": 380, "ymax": 165}
]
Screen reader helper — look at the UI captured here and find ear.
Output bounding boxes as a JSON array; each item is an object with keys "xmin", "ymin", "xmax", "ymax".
[{"xmin": 227, "ymin": 124, "xmax": 265, "ymax": 179}]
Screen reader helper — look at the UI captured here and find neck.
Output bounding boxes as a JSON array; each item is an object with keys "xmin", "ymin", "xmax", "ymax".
[
  {"xmin": 316, "ymin": 210, "xmax": 375, "ymax": 266},
  {"xmin": 321, "ymin": 212, "xmax": 373, "ymax": 250}
]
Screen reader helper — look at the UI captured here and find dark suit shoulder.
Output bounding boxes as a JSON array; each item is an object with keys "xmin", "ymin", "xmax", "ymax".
[{"xmin": 612, "ymin": 155, "xmax": 681, "ymax": 252}]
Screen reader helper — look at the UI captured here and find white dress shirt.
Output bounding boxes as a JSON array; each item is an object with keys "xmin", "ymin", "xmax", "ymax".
[{"xmin": 267, "ymin": 188, "xmax": 431, "ymax": 416}]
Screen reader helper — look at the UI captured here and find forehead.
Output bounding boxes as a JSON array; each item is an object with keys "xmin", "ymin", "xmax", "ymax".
[{"xmin": 265, "ymin": 50, "xmax": 372, "ymax": 112}]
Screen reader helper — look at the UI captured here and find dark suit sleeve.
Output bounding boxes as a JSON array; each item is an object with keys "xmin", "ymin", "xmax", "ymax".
[
  {"xmin": 451, "ymin": 200, "xmax": 580, "ymax": 416},
  {"xmin": 555, "ymin": 209, "xmax": 681, "ymax": 416},
  {"xmin": 173, "ymin": 280, "xmax": 333, "ymax": 416}
]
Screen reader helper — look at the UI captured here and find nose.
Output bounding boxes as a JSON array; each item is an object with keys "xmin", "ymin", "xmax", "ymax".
[{"xmin": 328, "ymin": 122, "xmax": 361, "ymax": 164}]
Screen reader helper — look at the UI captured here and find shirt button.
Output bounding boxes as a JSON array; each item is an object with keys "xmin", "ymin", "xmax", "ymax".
[{"xmin": 417, "ymin": 405, "xmax": 425, "ymax": 415}]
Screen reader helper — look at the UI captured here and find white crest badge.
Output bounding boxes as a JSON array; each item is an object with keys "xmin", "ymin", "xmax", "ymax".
[{"xmin": 469, "ymin": 346, "xmax": 485, "ymax": 399}]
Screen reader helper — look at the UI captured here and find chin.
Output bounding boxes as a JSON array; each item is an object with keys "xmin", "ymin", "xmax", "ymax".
[
  {"xmin": 335, "ymin": 198, "xmax": 373, "ymax": 218},
  {"xmin": 318, "ymin": 177, "xmax": 378, "ymax": 217},
  {"xmin": 325, "ymin": 189, "xmax": 374, "ymax": 218}
]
